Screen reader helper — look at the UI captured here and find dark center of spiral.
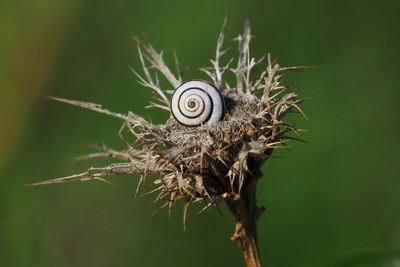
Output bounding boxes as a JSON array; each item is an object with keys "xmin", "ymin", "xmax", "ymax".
[{"xmin": 188, "ymin": 99, "xmax": 196, "ymax": 108}]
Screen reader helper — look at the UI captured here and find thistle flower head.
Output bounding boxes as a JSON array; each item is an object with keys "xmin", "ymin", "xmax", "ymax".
[{"xmin": 30, "ymin": 20, "xmax": 308, "ymax": 226}]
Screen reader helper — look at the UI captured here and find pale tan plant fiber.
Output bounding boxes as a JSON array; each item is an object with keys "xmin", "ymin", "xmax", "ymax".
[{"xmin": 29, "ymin": 21, "xmax": 309, "ymax": 267}]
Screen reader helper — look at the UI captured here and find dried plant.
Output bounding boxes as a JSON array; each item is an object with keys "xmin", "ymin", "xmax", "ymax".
[{"xmin": 29, "ymin": 20, "xmax": 309, "ymax": 267}]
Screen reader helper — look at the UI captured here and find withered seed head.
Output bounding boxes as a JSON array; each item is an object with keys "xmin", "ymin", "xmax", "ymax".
[{"xmin": 29, "ymin": 20, "xmax": 308, "ymax": 222}]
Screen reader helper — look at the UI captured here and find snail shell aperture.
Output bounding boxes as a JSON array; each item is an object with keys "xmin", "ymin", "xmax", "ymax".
[{"xmin": 171, "ymin": 80, "xmax": 225, "ymax": 126}]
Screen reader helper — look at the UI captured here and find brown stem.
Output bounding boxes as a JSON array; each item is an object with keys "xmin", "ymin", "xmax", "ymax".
[
  {"xmin": 230, "ymin": 212, "xmax": 262, "ymax": 267},
  {"xmin": 226, "ymin": 172, "xmax": 264, "ymax": 267}
]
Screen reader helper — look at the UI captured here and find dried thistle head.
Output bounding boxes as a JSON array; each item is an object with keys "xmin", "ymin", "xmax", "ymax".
[{"xmin": 30, "ymin": 20, "xmax": 309, "ymax": 266}]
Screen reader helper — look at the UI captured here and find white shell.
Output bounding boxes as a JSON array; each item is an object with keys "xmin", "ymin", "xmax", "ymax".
[{"xmin": 171, "ymin": 80, "xmax": 225, "ymax": 126}]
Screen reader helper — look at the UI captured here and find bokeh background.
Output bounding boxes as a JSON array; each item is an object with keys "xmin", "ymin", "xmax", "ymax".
[{"xmin": 1, "ymin": 0, "xmax": 399, "ymax": 266}]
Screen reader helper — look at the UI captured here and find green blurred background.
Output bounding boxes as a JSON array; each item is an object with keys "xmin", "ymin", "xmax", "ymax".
[{"xmin": 1, "ymin": 0, "xmax": 399, "ymax": 266}]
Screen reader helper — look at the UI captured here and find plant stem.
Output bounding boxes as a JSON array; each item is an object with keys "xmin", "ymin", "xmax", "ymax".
[
  {"xmin": 226, "ymin": 172, "xmax": 264, "ymax": 267},
  {"xmin": 231, "ymin": 215, "xmax": 262, "ymax": 267}
]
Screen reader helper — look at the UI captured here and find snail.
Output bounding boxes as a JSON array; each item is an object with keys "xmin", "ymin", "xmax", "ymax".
[{"xmin": 171, "ymin": 80, "xmax": 225, "ymax": 126}]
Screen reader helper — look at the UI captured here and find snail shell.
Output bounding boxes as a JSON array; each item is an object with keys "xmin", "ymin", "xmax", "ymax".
[{"xmin": 171, "ymin": 80, "xmax": 225, "ymax": 126}]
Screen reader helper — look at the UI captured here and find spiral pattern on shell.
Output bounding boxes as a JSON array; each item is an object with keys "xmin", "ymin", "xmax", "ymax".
[{"xmin": 171, "ymin": 80, "xmax": 225, "ymax": 126}]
